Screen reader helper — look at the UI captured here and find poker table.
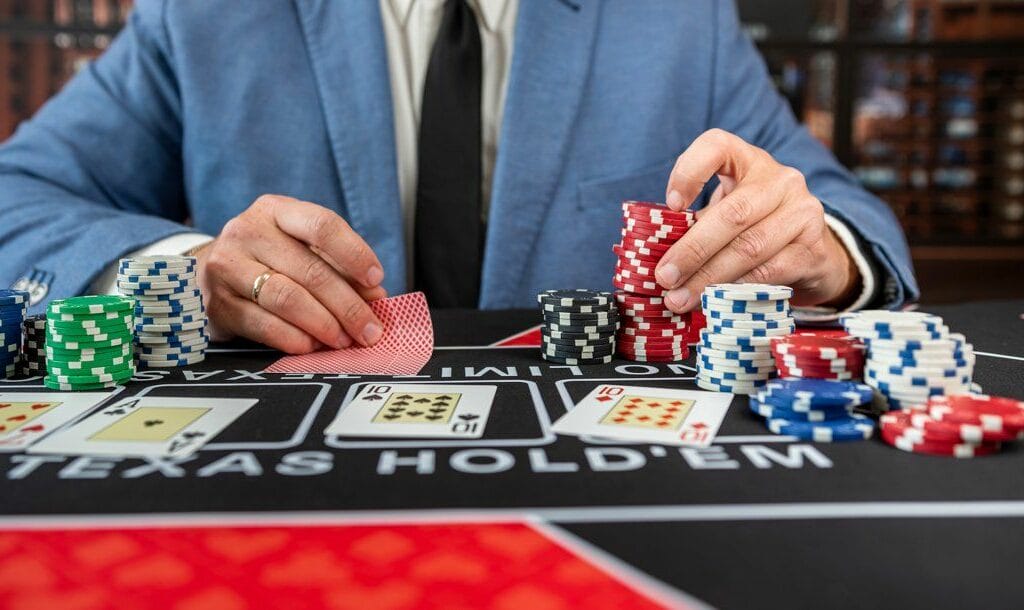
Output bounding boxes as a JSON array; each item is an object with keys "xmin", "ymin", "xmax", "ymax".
[{"xmin": 1, "ymin": 299, "xmax": 1022, "ymax": 609}]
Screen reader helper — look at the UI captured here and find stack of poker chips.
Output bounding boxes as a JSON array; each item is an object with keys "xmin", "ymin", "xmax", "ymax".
[
  {"xmin": 118, "ymin": 255, "xmax": 209, "ymax": 368},
  {"xmin": 45, "ymin": 296, "xmax": 135, "ymax": 391},
  {"xmin": 19, "ymin": 314, "xmax": 47, "ymax": 378},
  {"xmin": 879, "ymin": 394, "xmax": 1023, "ymax": 457},
  {"xmin": 612, "ymin": 201, "xmax": 694, "ymax": 362},
  {"xmin": 696, "ymin": 283, "xmax": 794, "ymax": 394},
  {"xmin": 538, "ymin": 289, "xmax": 618, "ymax": 365},
  {"xmin": 770, "ymin": 332, "xmax": 865, "ymax": 380},
  {"xmin": 0, "ymin": 289, "xmax": 28, "ymax": 379},
  {"xmin": 839, "ymin": 310, "xmax": 974, "ymax": 411},
  {"xmin": 749, "ymin": 378, "xmax": 876, "ymax": 442}
]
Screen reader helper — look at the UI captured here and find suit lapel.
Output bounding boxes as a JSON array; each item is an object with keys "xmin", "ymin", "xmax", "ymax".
[
  {"xmin": 481, "ymin": 0, "xmax": 601, "ymax": 306},
  {"xmin": 292, "ymin": 0, "xmax": 406, "ymax": 291}
]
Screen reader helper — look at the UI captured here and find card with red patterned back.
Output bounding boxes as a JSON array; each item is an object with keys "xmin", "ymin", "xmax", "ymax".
[{"xmin": 265, "ymin": 292, "xmax": 434, "ymax": 375}]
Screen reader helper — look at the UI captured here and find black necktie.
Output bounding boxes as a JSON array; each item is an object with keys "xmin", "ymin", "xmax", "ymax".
[{"xmin": 414, "ymin": 0, "xmax": 483, "ymax": 308}]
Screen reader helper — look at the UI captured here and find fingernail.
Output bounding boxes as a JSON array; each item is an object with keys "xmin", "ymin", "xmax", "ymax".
[
  {"xmin": 666, "ymin": 190, "xmax": 684, "ymax": 209},
  {"xmin": 362, "ymin": 322, "xmax": 383, "ymax": 346},
  {"xmin": 656, "ymin": 263, "xmax": 681, "ymax": 288},
  {"xmin": 665, "ymin": 287, "xmax": 691, "ymax": 312},
  {"xmin": 365, "ymin": 265, "xmax": 384, "ymax": 287},
  {"xmin": 334, "ymin": 332, "xmax": 352, "ymax": 349}
]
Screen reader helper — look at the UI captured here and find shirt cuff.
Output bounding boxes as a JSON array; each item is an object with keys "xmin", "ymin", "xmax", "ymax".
[
  {"xmin": 791, "ymin": 214, "xmax": 878, "ymax": 323},
  {"xmin": 88, "ymin": 233, "xmax": 215, "ymax": 295}
]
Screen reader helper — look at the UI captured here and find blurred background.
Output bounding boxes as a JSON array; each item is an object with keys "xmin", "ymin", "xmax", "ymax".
[{"xmin": 1, "ymin": 0, "xmax": 1022, "ymax": 303}]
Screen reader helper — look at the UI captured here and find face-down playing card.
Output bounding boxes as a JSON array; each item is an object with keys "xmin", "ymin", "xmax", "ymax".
[
  {"xmin": 552, "ymin": 384, "xmax": 732, "ymax": 447},
  {"xmin": 0, "ymin": 392, "xmax": 114, "ymax": 452},
  {"xmin": 28, "ymin": 396, "xmax": 258, "ymax": 458},
  {"xmin": 325, "ymin": 383, "xmax": 496, "ymax": 438}
]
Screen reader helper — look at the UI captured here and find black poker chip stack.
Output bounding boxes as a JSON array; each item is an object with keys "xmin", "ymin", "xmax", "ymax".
[
  {"xmin": 19, "ymin": 314, "xmax": 46, "ymax": 377},
  {"xmin": 538, "ymin": 289, "xmax": 619, "ymax": 365}
]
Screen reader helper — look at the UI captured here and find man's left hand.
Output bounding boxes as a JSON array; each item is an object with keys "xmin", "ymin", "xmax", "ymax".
[{"xmin": 656, "ymin": 128, "xmax": 860, "ymax": 312}]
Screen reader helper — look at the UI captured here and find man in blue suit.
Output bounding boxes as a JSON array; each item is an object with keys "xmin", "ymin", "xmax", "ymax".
[{"xmin": 0, "ymin": 1, "xmax": 916, "ymax": 354}]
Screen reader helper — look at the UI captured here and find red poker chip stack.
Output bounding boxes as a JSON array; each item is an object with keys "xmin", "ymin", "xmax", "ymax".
[
  {"xmin": 769, "ymin": 332, "xmax": 865, "ymax": 380},
  {"xmin": 878, "ymin": 393, "xmax": 1024, "ymax": 457},
  {"xmin": 613, "ymin": 201, "xmax": 695, "ymax": 362}
]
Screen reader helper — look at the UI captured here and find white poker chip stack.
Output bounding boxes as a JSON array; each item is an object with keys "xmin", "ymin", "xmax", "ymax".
[
  {"xmin": 839, "ymin": 310, "xmax": 975, "ymax": 411},
  {"xmin": 117, "ymin": 255, "xmax": 209, "ymax": 368},
  {"xmin": 695, "ymin": 283, "xmax": 794, "ymax": 395}
]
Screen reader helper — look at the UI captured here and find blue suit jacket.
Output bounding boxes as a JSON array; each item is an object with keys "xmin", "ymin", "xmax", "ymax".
[{"xmin": 0, "ymin": 0, "xmax": 916, "ymax": 310}]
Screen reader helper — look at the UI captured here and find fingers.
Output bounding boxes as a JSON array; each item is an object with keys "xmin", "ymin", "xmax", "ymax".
[
  {"xmin": 661, "ymin": 202, "xmax": 806, "ymax": 312},
  {"xmin": 215, "ymin": 293, "xmax": 323, "ymax": 354},
  {"xmin": 258, "ymin": 195, "xmax": 384, "ymax": 289},
  {"xmin": 665, "ymin": 129, "xmax": 758, "ymax": 210},
  {"xmin": 654, "ymin": 182, "xmax": 779, "ymax": 295},
  {"xmin": 218, "ymin": 255, "xmax": 351, "ymax": 350},
  {"xmin": 252, "ymin": 234, "xmax": 383, "ymax": 347},
  {"xmin": 735, "ymin": 244, "xmax": 811, "ymax": 298}
]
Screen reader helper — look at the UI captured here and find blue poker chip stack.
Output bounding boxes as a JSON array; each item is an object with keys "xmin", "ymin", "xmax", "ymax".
[
  {"xmin": 0, "ymin": 289, "xmax": 29, "ymax": 379},
  {"xmin": 750, "ymin": 378, "xmax": 876, "ymax": 442},
  {"xmin": 839, "ymin": 310, "xmax": 975, "ymax": 411},
  {"xmin": 695, "ymin": 283, "xmax": 795, "ymax": 395},
  {"xmin": 117, "ymin": 255, "xmax": 209, "ymax": 369}
]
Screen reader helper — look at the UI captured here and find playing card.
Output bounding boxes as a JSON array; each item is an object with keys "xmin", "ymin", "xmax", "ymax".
[
  {"xmin": 324, "ymin": 383, "xmax": 496, "ymax": 438},
  {"xmin": 265, "ymin": 292, "xmax": 434, "ymax": 375},
  {"xmin": 552, "ymin": 384, "xmax": 733, "ymax": 447},
  {"xmin": 0, "ymin": 392, "xmax": 113, "ymax": 452},
  {"xmin": 28, "ymin": 396, "xmax": 258, "ymax": 458}
]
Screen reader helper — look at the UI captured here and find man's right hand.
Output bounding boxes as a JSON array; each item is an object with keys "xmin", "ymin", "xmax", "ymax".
[{"xmin": 194, "ymin": 194, "xmax": 387, "ymax": 354}]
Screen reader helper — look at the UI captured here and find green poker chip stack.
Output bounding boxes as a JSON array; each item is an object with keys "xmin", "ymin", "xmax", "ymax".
[{"xmin": 44, "ymin": 295, "xmax": 136, "ymax": 391}]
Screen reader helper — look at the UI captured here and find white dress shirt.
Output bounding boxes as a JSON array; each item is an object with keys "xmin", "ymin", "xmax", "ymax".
[{"xmin": 91, "ymin": 0, "xmax": 876, "ymax": 317}]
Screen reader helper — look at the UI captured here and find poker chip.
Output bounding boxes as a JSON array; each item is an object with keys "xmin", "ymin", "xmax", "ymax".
[
  {"xmin": 879, "ymin": 425, "xmax": 1002, "ymax": 457},
  {"xmin": 119, "ymin": 255, "xmax": 210, "ymax": 370},
  {"xmin": 705, "ymin": 308, "xmax": 792, "ymax": 322},
  {"xmin": 45, "ymin": 297, "xmax": 134, "ymax": 391},
  {"xmin": 705, "ymin": 283, "xmax": 793, "ymax": 302},
  {"xmin": 701, "ymin": 294, "xmax": 790, "ymax": 313},
  {"xmin": 924, "ymin": 394, "xmax": 1024, "ymax": 432},
  {"xmin": 696, "ymin": 376, "xmax": 768, "ymax": 394},
  {"xmin": 49, "ymin": 295, "xmax": 133, "ymax": 316},
  {"xmin": 766, "ymin": 413, "xmax": 875, "ymax": 442},
  {"xmin": 612, "ymin": 202, "xmax": 694, "ymax": 362},
  {"xmin": 769, "ymin": 334, "xmax": 866, "ymax": 381},
  {"xmin": 541, "ymin": 352, "xmax": 615, "ymax": 365},
  {"xmin": 761, "ymin": 379, "xmax": 874, "ymax": 408},
  {"xmin": 748, "ymin": 396, "xmax": 851, "ymax": 422}
]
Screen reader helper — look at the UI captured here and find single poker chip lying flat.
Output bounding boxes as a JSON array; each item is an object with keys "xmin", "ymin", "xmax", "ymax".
[
  {"xmin": 748, "ymin": 397, "xmax": 851, "ymax": 422},
  {"xmin": 704, "ymin": 283, "xmax": 793, "ymax": 302},
  {"xmin": 541, "ymin": 352, "xmax": 614, "ymax": 366},
  {"xmin": 761, "ymin": 378, "xmax": 874, "ymax": 408},
  {"xmin": 767, "ymin": 412, "xmax": 875, "ymax": 442},
  {"xmin": 924, "ymin": 394, "xmax": 1024, "ymax": 432},
  {"xmin": 879, "ymin": 426, "xmax": 1001, "ymax": 457},
  {"xmin": 48, "ymin": 295, "xmax": 132, "ymax": 316}
]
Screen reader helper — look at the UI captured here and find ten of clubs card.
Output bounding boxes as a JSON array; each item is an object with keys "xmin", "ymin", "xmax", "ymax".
[
  {"xmin": 0, "ymin": 392, "xmax": 114, "ymax": 452},
  {"xmin": 325, "ymin": 383, "xmax": 496, "ymax": 438},
  {"xmin": 29, "ymin": 396, "xmax": 258, "ymax": 458},
  {"xmin": 552, "ymin": 384, "xmax": 733, "ymax": 447}
]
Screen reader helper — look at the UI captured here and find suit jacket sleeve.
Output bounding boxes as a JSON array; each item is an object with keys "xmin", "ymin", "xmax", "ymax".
[
  {"xmin": 0, "ymin": 0, "xmax": 191, "ymax": 304},
  {"xmin": 706, "ymin": 0, "xmax": 919, "ymax": 307}
]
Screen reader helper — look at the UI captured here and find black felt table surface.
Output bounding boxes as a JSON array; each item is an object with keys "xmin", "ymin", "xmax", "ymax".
[{"xmin": 2, "ymin": 300, "xmax": 1022, "ymax": 609}]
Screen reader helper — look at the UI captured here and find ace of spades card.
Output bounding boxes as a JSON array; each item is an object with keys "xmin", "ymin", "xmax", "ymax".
[
  {"xmin": 28, "ymin": 396, "xmax": 258, "ymax": 458},
  {"xmin": 0, "ymin": 392, "xmax": 114, "ymax": 452},
  {"xmin": 551, "ymin": 384, "xmax": 733, "ymax": 447},
  {"xmin": 325, "ymin": 383, "xmax": 496, "ymax": 438}
]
